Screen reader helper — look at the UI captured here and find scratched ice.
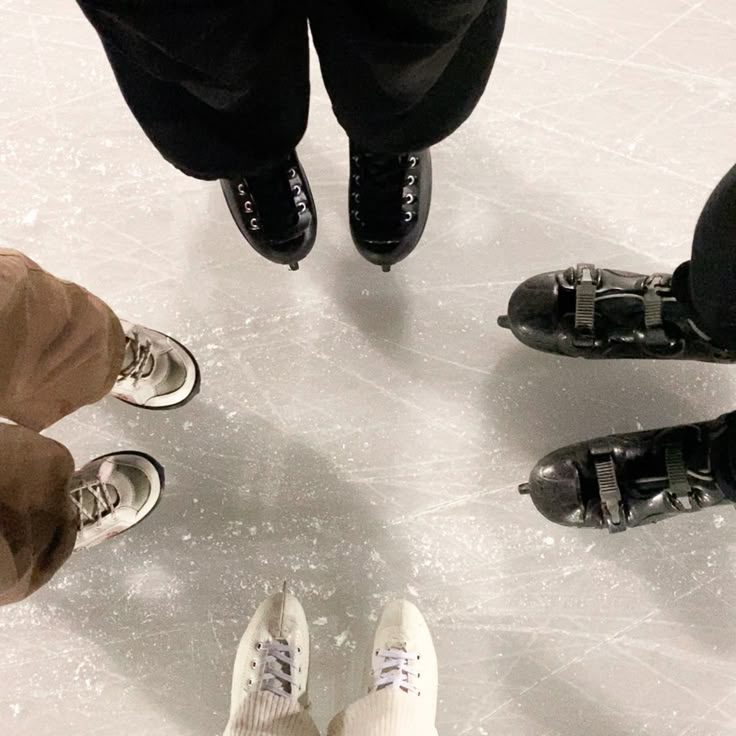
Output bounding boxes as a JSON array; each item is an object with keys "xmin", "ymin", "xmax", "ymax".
[{"xmin": 1, "ymin": 1, "xmax": 736, "ymax": 735}]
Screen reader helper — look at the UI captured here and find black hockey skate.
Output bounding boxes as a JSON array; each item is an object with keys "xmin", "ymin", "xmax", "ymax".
[
  {"xmin": 349, "ymin": 144, "xmax": 432, "ymax": 272},
  {"xmin": 498, "ymin": 264, "xmax": 736, "ymax": 362},
  {"xmin": 520, "ymin": 414, "xmax": 735, "ymax": 533},
  {"xmin": 222, "ymin": 151, "xmax": 316, "ymax": 270}
]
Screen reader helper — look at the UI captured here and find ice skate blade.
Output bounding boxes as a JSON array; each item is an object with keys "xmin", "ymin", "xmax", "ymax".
[
  {"xmin": 518, "ymin": 482, "xmax": 531, "ymax": 495},
  {"xmin": 497, "ymin": 315, "xmax": 511, "ymax": 329},
  {"xmin": 289, "ymin": 262, "xmax": 300, "ymax": 271}
]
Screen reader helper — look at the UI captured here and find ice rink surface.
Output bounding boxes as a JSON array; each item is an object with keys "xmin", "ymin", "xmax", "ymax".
[{"xmin": 2, "ymin": 1, "xmax": 736, "ymax": 734}]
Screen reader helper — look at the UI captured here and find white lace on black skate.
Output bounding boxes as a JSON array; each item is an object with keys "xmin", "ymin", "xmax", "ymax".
[
  {"xmin": 254, "ymin": 640, "xmax": 297, "ymax": 698},
  {"xmin": 351, "ymin": 152, "xmax": 419, "ymax": 233},
  {"xmin": 119, "ymin": 333, "xmax": 155, "ymax": 385},
  {"xmin": 70, "ymin": 477, "xmax": 119, "ymax": 531},
  {"xmin": 373, "ymin": 646, "xmax": 421, "ymax": 695}
]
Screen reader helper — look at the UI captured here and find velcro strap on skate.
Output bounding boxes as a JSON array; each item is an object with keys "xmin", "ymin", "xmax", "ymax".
[
  {"xmin": 590, "ymin": 439, "xmax": 626, "ymax": 533},
  {"xmin": 665, "ymin": 445, "xmax": 691, "ymax": 496},
  {"xmin": 642, "ymin": 274, "xmax": 673, "ymax": 347},
  {"xmin": 573, "ymin": 264, "xmax": 598, "ymax": 347}
]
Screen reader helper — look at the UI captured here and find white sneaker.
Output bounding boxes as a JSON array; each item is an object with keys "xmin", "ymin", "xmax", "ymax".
[
  {"xmin": 230, "ymin": 589, "xmax": 310, "ymax": 716},
  {"xmin": 112, "ymin": 320, "xmax": 200, "ymax": 410},
  {"xmin": 368, "ymin": 600, "xmax": 438, "ymax": 719},
  {"xmin": 71, "ymin": 452, "xmax": 164, "ymax": 550}
]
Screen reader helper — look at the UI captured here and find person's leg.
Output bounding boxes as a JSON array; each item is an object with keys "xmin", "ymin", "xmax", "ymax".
[
  {"xmin": 0, "ymin": 249, "xmax": 126, "ymax": 431},
  {"xmin": 327, "ymin": 600, "xmax": 438, "ymax": 736},
  {"xmin": 0, "ymin": 425, "xmax": 77, "ymax": 606},
  {"xmin": 223, "ymin": 591, "xmax": 319, "ymax": 736},
  {"xmin": 0, "ymin": 249, "xmax": 200, "ymax": 423},
  {"xmin": 712, "ymin": 410, "xmax": 736, "ymax": 504},
  {"xmin": 0, "ymin": 424, "xmax": 166, "ymax": 606},
  {"xmin": 497, "ymin": 165, "xmax": 736, "ymax": 362},
  {"xmin": 0, "ymin": 249, "xmax": 194, "ymax": 604},
  {"xmin": 310, "ymin": 0, "xmax": 507, "ymax": 269},
  {"xmin": 519, "ymin": 411, "xmax": 736, "ymax": 534},
  {"xmin": 77, "ymin": 0, "xmax": 317, "ymax": 268},
  {"xmin": 676, "ymin": 164, "xmax": 736, "ymax": 350},
  {"xmin": 76, "ymin": 0, "xmax": 310, "ymax": 180},
  {"xmin": 310, "ymin": 0, "xmax": 507, "ymax": 153}
]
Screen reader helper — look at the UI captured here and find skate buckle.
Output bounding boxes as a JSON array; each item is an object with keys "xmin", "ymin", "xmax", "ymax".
[
  {"xmin": 573, "ymin": 264, "xmax": 599, "ymax": 348},
  {"xmin": 642, "ymin": 274, "xmax": 672, "ymax": 347},
  {"xmin": 590, "ymin": 440, "xmax": 627, "ymax": 533},
  {"xmin": 664, "ymin": 444, "xmax": 696, "ymax": 512}
]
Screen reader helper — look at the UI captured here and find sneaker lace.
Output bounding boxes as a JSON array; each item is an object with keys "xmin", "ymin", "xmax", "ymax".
[
  {"xmin": 260, "ymin": 640, "xmax": 297, "ymax": 698},
  {"xmin": 120, "ymin": 334, "xmax": 154, "ymax": 384},
  {"xmin": 355, "ymin": 153, "xmax": 407, "ymax": 231},
  {"xmin": 70, "ymin": 479, "xmax": 118, "ymax": 531},
  {"xmin": 373, "ymin": 648, "xmax": 420, "ymax": 694}
]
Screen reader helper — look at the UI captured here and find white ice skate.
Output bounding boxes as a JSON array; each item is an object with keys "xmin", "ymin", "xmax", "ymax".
[
  {"xmin": 71, "ymin": 452, "xmax": 164, "ymax": 550},
  {"xmin": 369, "ymin": 600, "xmax": 438, "ymax": 719},
  {"xmin": 112, "ymin": 320, "xmax": 200, "ymax": 410},
  {"xmin": 230, "ymin": 588, "xmax": 311, "ymax": 716}
]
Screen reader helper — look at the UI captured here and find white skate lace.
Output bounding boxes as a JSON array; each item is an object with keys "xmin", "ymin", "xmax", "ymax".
[
  {"xmin": 260, "ymin": 641, "xmax": 297, "ymax": 698},
  {"xmin": 119, "ymin": 334, "xmax": 154, "ymax": 384},
  {"xmin": 373, "ymin": 648, "xmax": 420, "ymax": 694},
  {"xmin": 70, "ymin": 478, "xmax": 118, "ymax": 531}
]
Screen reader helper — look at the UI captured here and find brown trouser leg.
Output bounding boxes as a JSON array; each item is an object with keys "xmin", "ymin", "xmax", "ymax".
[{"xmin": 0, "ymin": 249, "xmax": 126, "ymax": 605}]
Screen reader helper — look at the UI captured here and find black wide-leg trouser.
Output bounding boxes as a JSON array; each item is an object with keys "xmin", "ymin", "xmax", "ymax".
[{"xmin": 77, "ymin": 0, "xmax": 507, "ymax": 179}]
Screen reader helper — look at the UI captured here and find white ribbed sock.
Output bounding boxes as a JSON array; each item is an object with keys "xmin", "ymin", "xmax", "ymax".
[
  {"xmin": 223, "ymin": 692, "xmax": 320, "ymax": 736},
  {"xmin": 327, "ymin": 689, "xmax": 437, "ymax": 736}
]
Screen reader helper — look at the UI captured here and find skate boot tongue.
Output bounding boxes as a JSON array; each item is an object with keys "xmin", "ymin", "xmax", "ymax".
[
  {"xmin": 72, "ymin": 460, "xmax": 122, "ymax": 529},
  {"xmin": 374, "ymin": 642, "xmax": 420, "ymax": 694},
  {"xmin": 260, "ymin": 639, "xmax": 296, "ymax": 698},
  {"xmin": 247, "ymin": 168, "xmax": 300, "ymax": 235}
]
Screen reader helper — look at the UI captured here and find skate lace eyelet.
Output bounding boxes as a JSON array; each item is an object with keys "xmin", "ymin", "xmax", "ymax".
[
  {"xmin": 288, "ymin": 168, "xmax": 297, "ymax": 179},
  {"xmin": 249, "ymin": 217, "xmax": 260, "ymax": 230},
  {"xmin": 244, "ymin": 200, "xmax": 253, "ymax": 213},
  {"xmin": 297, "ymin": 202, "xmax": 307, "ymax": 214},
  {"xmin": 404, "ymin": 212, "xmax": 414, "ymax": 222},
  {"xmin": 292, "ymin": 185, "xmax": 302, "ymax": 196},
  {"xmin": 256, "ymin": 643, "xmax": 263, "ymax": 651},
  {"xmin": 403, "ymin": 193, "xmax": 415, "ymax": 204},
  {"xmin": 408, "ymin": 156, "xmax": 418, "ymax": 167},
  {"xmin": 406, "ymin": 175, "xmax": 415, "ymax": 186},
  {"xmin": 237, "ymin": 183, "xmax": 246, "ymax": 196}
]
